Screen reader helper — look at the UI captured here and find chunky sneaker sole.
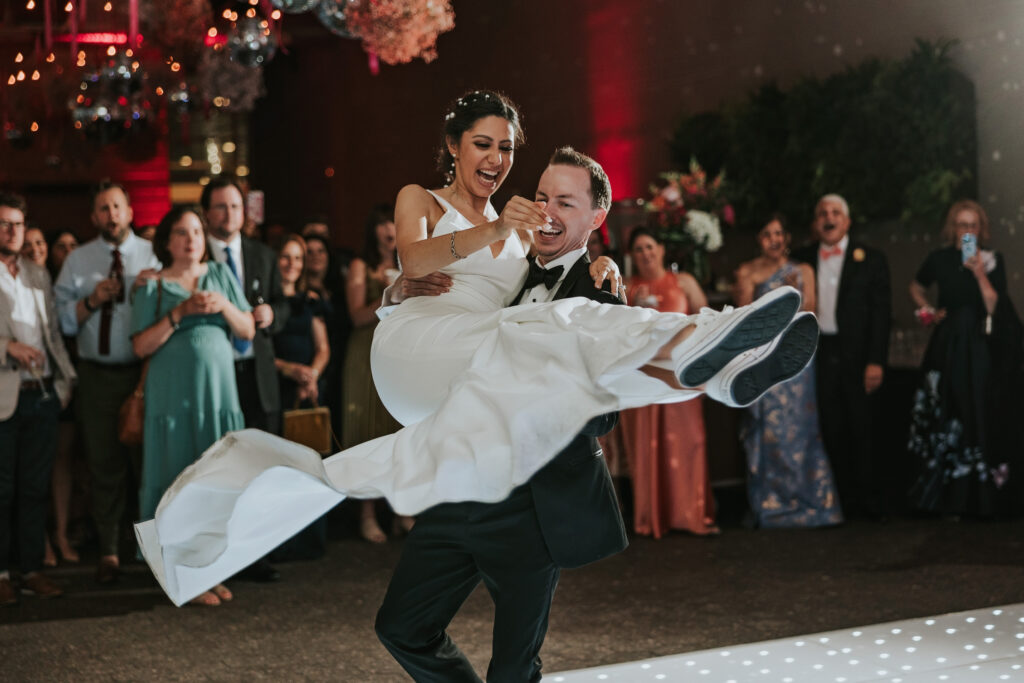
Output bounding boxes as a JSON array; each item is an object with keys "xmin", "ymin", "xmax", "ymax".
[
  {"xmin": 676, "ymin": 286, "xmax": 801, "ymax": 388},
  {"xmin": 710, "ymin": 313, "xmax": 819, "ymax": 408}
]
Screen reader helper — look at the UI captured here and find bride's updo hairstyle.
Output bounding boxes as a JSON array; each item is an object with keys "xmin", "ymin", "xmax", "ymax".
[{"xmin": 437, "ymin": 90, "xmax": 525, "ymax": 184}]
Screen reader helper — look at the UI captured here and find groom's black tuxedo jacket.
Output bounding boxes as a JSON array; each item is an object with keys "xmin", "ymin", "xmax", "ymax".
[{"xmin": 512, "ymin": 254, "xmax": 628, "ymax": 569}]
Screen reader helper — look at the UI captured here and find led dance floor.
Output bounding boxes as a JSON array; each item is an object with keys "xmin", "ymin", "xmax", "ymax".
[{"xmin": 550, "ymin": 603, "xmax": 1024, "ymax": 682}]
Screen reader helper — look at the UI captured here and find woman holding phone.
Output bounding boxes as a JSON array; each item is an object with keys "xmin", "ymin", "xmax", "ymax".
[{"xmin": 907, "ymin": 199, "xmax": 1022, "ymax": 517}]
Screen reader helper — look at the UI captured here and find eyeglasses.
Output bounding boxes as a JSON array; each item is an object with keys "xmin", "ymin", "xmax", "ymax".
[{"xmin": 0, "ymin": 220, "xmax": 25, "ymax": 229}]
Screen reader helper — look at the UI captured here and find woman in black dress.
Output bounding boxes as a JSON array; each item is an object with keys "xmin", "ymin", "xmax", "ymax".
[{"xmin": 907, "ymin": 200, "xmax": 1022, "ymax": 516}]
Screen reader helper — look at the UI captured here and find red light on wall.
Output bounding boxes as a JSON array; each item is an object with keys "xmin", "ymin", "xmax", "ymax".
[
  {"xmin": 204, "ymin": 34, "xmax": 228, "ymax": 47},
  {"xmin": 54, "ymin": 32, "xmax": 141, "ymax": 45}
]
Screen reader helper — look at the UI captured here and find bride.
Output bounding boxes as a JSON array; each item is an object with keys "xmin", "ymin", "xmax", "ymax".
[{"xmin": 137, "ymin": 90, "xmax": 818, "ymax": 605}]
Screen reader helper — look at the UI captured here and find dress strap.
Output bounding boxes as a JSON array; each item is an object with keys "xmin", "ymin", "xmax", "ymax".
[{"xmin": 425, "ymin": 189, "xmax": 457, "ymax": 214}]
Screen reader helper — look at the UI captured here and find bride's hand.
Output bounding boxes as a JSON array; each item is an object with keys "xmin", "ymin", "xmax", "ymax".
[
  {"xmin": 590, "ymin": 255, "xmax": 624, "ymax": 300},
  {"xmin": 494, "ymin": 197, "xmax": 550, "ymax": 238}
]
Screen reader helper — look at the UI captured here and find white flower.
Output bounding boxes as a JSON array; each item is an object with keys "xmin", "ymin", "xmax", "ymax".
[
  {"xmin": 685, "ymin": 210, "xmax": 723, "ymax": 252},
  {"xmin": 661, "ymin": 184, "xmax": 682, "ymax": 205}
]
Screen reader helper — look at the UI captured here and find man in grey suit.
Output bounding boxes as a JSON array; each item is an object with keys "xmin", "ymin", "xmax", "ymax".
[{"xmin": 0, "ymin": 192, "xmax": 76, "ymax": 605}]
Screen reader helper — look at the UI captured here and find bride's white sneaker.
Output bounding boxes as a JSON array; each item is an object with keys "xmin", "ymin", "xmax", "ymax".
[
  {"xmin": 669, "ymin": 286, "xmax": 803, "ymax": 388},
  {"xmin": 704, "ymin": 312, "xmax": 820, "ymax": 408}
]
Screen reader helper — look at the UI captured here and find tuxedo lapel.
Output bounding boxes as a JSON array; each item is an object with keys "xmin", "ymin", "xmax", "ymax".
[
  {"xmin": 551, "ymin": 255, "xmax": 591, "ymax": 301},
  {"xmin": 836, "ymin": 241, "xmax": 859, "ymax": 307}
]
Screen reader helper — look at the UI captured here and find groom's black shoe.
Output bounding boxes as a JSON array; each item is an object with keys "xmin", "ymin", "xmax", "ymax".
[{"xmin": 235, "ymin": 558, "xmax": 281, "ymax": 583}]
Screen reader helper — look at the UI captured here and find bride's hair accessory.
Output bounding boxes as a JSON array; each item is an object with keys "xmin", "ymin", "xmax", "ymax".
[{"xmin": 436, "ymin": 89, "xmax": 524, "ymax": 184}]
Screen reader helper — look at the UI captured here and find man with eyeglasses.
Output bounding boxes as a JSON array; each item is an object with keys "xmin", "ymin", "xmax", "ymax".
[{"xmin": 0, "ymin": 192, "xmax": 76, "ymax": 604}]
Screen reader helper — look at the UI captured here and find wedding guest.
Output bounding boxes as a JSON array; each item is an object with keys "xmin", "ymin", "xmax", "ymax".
[
  {"xmin": 792, "ymin": 194, "xmax": 891, "ymax": 520},
  {"xmin": 0, "ymin": 192, "xmax": 76, "ymax": 604},
  {"xmin": 202, "ymin": 177, "xmax": 287, "ymax": 434},
  {"xmin": 202, "ymin": 176, "xmax": 288, "ymax": 583},
  {"xmin": 20, "ymin": 226, "xmax": 47, "ymax": 268},
  {"xmin": 907, "ymin": 200, "xmax": 1023, "ymax": 517},
  {"xmin": 54, "ymin": 180, "xmax": 160, "ymax": 584},
  {"xmin": 301, "ymin": 215, "xmax": 330, "ymax": 242},
  {"xmin": 44, "ymin": 229, "xmax": 83, "ymax": 566},
  {"xmin": 47, "ymin": 231, "xmax": 79, "ymax": 279},
  {"xmin": 342, "ymin": 204, "xmax": 408, "ymax": 542},
  {"xmin": 302, "ymin": 233, "xmax": 336, "ymax": 301},
  {"xmin": 271, "ymin": 234, "xmax": 331, "ymax": 561},
  {"xmin": 273, "ymin": 235, "xmax": 330, "ymax": 412},
  {"xmin": 131, "ymin": 205, "xmax": 253, "ymax": 606},
  {"xmin": 735, "ymin": 215, "xmax": 843, "ymax": 528},
  {"xmin": 621, "ymin": 228, "xmax": 717, "ymax": 537}
]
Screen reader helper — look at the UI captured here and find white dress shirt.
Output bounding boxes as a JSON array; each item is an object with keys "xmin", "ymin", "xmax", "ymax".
[
  {"xmin": 521, "ymin": 247, "xmax": 587, "ymax": 304},
  {"xmin": 207, "ymin": 234, "xmax": 254, "ymax": 360},
  {"xmin": 816, "ymin": 234, "xmax": 848, "ymax": 335},
  {"xmin": 0, "ymin": 257, "xmax": 50, "ymax": 380},
  {"xmin": 54, "ymin": 233, "xmax": 159, "ymax": 364}
]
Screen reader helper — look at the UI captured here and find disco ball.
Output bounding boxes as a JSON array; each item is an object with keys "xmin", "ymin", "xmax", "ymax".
[
  {"xmin": 228, "ymin": 15, "xmax": 277, "ymax": 68},
  {"xmin": 69, "ymin": 54, "xmax": 149, "ymax": 144},
  {"xmin": 315, "ymin": 0, "xmax": 361, "ymax": 38},
  {"xmin": 271, "ymin": 0, "xmax": 321, "ymax": 12}
]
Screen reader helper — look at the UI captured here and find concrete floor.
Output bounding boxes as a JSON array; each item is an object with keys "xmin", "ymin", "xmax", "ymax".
[{"xmin": 3, "ymin": 505, "xmax": 1023, "ymax": 682}]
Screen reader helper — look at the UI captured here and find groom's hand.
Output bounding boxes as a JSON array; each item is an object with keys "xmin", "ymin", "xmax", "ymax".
[{"xmin": 388, "ymin": 272, "xmax": 453, "ymax": 304}]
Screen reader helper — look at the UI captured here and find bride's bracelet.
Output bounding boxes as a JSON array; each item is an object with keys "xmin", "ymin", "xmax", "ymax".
[{"xmin": 450, "ymin": 232, "xmax": 464, "ymax": 260}]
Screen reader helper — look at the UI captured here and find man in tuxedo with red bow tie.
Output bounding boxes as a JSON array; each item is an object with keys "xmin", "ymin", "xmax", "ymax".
[
  {"xmin": 792, "ymin": 194, "xmax": 891, "ymax": 519},
  {"xmin": 375, "ymin": 147, "xmax": 627, "ymax": 683}
]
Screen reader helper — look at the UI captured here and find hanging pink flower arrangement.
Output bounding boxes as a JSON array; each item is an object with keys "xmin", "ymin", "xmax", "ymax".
[{"xmin": 346, "ymin": 0, "xmax": 455, "ymax": 66}]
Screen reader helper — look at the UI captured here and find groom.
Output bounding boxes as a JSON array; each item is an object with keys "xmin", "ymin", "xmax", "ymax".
[{"xmin": 374, "ymin": 147, "xmax": 628, "ymax": 682}]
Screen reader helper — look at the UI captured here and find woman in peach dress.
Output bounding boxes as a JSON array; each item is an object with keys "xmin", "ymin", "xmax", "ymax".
[{"xmin": 621, "ymin": 228, "xmax": 718, "ymax": 537}]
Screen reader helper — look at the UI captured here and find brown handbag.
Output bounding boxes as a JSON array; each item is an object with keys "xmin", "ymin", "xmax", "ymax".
[
  {"xmin": 282, "ymin": 399, "xmax": 339, "ymax": 456},
  {"xmin": 117, "ymin": 363, "xmax": 148, "ymax": 446},
  {"xmin": 117, "ymin": 279, "xmax": 161, "ymax": 447}
]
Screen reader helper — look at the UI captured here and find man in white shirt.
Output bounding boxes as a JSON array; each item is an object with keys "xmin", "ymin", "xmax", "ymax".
[
  {"xmin": 54, "ymin": 181, "xmax": 159, "ymax": 584},
  {"xmin": 0, "ymin": 192, "xmax": 76, "ymax": 604}
]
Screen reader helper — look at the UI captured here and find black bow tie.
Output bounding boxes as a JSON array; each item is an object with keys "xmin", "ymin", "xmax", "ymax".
[{"xmin": 523, "ymin": 259, "xmax": 564, "ymax": 292}]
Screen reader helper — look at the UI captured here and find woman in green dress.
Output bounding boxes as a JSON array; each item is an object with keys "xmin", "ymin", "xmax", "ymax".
[{"xmin": 131, "ymin": 205, "xmax": 254, "ymax": 606}]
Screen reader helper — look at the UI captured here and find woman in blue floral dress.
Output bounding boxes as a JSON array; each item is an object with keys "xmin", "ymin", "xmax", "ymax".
[{"xmin": 734, "ymin": 215, "xmax": 843, "ymax": 527}]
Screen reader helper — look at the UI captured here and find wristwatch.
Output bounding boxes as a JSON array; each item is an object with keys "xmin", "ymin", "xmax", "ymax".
[
  {"xmin": 167, "ymin": 311, "xmax": 180, "ymax": 330},
  {"xmin": 83, "ymin": 295, "xmax": 97, "ymax": 312}
]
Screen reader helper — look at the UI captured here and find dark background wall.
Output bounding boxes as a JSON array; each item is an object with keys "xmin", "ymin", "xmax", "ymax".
[{"xmin": 252, "ymin": 0, "xmax": 1024, "ymax": 288}]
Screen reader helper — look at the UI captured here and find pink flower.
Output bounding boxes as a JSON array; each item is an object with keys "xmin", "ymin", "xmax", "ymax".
[{"xmin": 722, "ymin": 204, "xmax": 736, "ymax": 226}]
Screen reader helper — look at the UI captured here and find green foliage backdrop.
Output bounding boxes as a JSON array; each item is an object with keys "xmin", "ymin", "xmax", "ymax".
[{"xmin": 669, "ymin": 39, "xmax": 977, "ymax": 231}]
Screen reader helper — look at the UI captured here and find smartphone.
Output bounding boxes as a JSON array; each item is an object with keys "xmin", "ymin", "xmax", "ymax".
[{"xmin": 961, "ymin": 232, "xmax": 977, "ymax": 264}]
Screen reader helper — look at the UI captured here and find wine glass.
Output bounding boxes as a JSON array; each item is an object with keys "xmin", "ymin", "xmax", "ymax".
[{"xmin": 28, "ymin": 360, "xmax": 49, "ymax": 400}]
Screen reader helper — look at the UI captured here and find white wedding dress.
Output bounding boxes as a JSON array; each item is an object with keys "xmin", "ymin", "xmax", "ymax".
[{"xmin": 136, "ymin": 192, "xmax": 700, "ymax": 605}]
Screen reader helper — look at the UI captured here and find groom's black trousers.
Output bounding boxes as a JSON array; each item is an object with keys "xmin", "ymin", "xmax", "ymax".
[{"xmin": 375, "ymin": 484, "xmax": 559, "ymax": 683}]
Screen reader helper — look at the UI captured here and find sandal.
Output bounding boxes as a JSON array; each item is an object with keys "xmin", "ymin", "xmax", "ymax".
[
  {"xmin": 212, "ymin": 584, "xmax": 233, "ymax": 602},
  {"xmin": 189, "ymin": 591, "xmax": 221, "ymax": 607}
]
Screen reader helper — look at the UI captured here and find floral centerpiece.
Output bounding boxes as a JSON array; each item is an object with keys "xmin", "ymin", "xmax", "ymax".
[{"xmin": 645, "ymin": 158, "xmax": 734, "ymax": 285}]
